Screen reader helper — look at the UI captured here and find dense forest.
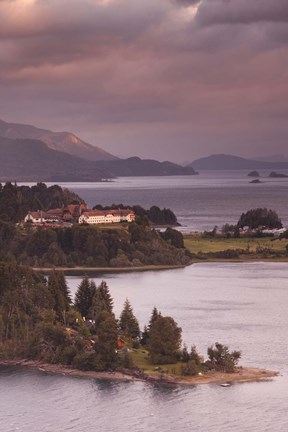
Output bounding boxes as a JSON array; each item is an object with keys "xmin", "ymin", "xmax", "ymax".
[
  {"xmin": 0, "ymin": 222, "xmax": 190, "ymax": 268},
  {"xmin": 0, "ymin": 182, "xmax": 190, "ymax": 268},
  {"xmin": 0, "ymin": 262, "xmax": 241, "ymax": 375},
  {"xmin": 0, "ymin": 182, "xmax": 84, "ymax": 223}
]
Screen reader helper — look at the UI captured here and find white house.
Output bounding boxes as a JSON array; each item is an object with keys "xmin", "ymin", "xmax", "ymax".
[
  {"xmin": 24, "ymin": 210, "xmax": 62, "ymax": 224},
  {"xmin": 78, "ymin": 209, "xmax": 136, "ymax": 225}
]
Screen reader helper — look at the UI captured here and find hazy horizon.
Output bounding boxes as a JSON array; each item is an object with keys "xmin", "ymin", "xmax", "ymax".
[{"xmin": 1, "ymin": 0, "xmax": 288, "ymax": 163}]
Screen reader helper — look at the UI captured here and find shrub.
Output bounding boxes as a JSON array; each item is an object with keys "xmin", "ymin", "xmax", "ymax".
[
  {"xmin": 207, "ymin": 342, "xmax": 241, "ymax": 373},
  {"xmin": 72, "ymin": 352, "xmax": 101, "ymax": 371},
  {"xmin": 59, "ymin": 345, "xmax": 78, "ymax": 365},
  {"xmin": 181, "ymin": 360, "xmax": 198, "ymax": 376}
]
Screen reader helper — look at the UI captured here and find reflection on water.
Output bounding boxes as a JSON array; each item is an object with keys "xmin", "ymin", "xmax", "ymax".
[
  {"xmin": 66, "ymin": 262, "xmax": 288, "ymax": 370},
  {"xmin": 1, "ymin": 262, "xmax": 288, "ymax": 431}
]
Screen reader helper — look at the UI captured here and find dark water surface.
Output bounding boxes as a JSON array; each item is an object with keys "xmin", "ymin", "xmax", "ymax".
[
  {"xmin": 48, "ymin": 171, "xmax": 288, "ymax": 231},
  {"xmin": 1, "ymin": 263, "xmax": 288, "ymax": 432}
]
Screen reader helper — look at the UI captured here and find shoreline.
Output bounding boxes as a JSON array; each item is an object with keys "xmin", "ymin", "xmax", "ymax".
[
  {"xmin": 32, "ymin": 257, "xmax": 288, "ymax": 276},
  {"xmin": 0, "ymin": 360, "xmax": 278, "ymax": 386},
  {"xmin": 33, "ymin": 264, "xmax": 187, "ymax": 275},
  {"xmin": 191, "ymin": 257, "xmax": 288, "ymax": 263}
]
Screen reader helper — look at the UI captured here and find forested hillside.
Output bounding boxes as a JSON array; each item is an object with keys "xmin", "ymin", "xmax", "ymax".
[
  {"xmin": 0, "ymin": 223, "xmax": 190, "ymax": 268},
  {"xmin": 0, "ymin": 182, "xmax": 84, "ymax": 223},
  {"xmin": 0, "ymin": 183, "xmax": 190, "ymax": 268}
]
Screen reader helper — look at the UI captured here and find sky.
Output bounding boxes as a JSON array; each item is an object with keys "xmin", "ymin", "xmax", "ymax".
[{"xmin": 0, "ymin": 0, "xmax": 288, "ymax": 163}]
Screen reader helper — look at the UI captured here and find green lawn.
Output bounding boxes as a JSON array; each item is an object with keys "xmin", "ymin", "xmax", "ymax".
[
  {"xmin": 129, "ymin": 349, "xmax": 184, "ymax": 376},
  {"xmin": 184, "ymin": 236, "xmax": 288, "ymax": 255}
]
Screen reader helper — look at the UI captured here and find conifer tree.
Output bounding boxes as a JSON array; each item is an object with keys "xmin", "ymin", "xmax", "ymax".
[
  {"xmin": 119, "ymin": 299, "xmax": 140, "ymax": 340},
  {"xmin": 90, "ymin": 281, "xmax": 113, "ymax": 324},
  {"xmin": 140, "ymin": 306, "xmax": 161, "ymax": 346},
  {"xmin": 94, "ymin": 310, "xmax": 118, "ymax": 369},
  {"xmin": 74, "ymin": 276, "xmax": 96, "ymax": 319},
  {"xmin": 140, "ymin": 325, "xmax": 149, "ymax": 346},
  {"xmin": 148, "ymin": 306, "xmax": 161, "ymax": 330},
  {"xmin": 47, "ymin": 271, "xmax": 71, "ymax": 323}
]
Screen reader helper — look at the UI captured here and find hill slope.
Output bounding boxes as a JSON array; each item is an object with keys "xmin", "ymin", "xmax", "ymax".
[
  {"xmin": 95, "ymin": 157, "xmax": 197, "ymax": 176},
  {"xmin": 0, "ymin": 118, "xmax": 117, "ymax": 162},
  {"xmin": 189, "ymin": 154, "xmax": 288, "ymax": 170},
  {"xmin": 0, "ymin": 138, "xmax": 197, "ymax": 181},
  {"xmin": 0, "ymin": 137, "xmax": 111, "ymax": 182}
]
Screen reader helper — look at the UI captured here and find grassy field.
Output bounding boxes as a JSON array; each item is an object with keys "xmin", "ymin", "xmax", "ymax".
[
  {"xmin": 184, "ymin": 236, "xmax": 288, "ymax": 255},
  {"xmin": 129, "ymin": 349, "xmax": 184, "ymax": 376}
]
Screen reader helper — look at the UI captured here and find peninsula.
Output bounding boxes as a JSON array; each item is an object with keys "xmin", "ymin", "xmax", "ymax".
[
  {"xmin": 0, "ymin": 267, "xmax": 277, "ymax": 386},
  {"xmin": 0, "ymin": 360, "xmax": 278, "ymax": 386}
]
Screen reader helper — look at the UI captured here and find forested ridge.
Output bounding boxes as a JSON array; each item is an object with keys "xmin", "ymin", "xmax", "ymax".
[
  {"xmin": 0, "ymin": 182, "xmax": 84, "ymax": 223},
  {"xmin": 0, "ymin": 182, "xmax": 190, "ymax": 268},
  {"xmin": 0, "ymin": 223, "xmax": 190, "ymax": 268}
]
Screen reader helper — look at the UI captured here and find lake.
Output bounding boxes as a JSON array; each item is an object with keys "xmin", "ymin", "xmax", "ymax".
[
  {"xmin": 37, "ymin": 171, "xmax": 288, "ymax": 231},
  {"xmin": 1, "ymin": 262, "xmax": 288, "ymax": 432},
  {"xmin": 4, "ymin": 174, "xmax": 288, "ymax": 431}
]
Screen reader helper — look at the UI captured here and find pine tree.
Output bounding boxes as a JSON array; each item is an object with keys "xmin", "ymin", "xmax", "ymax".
[
  {"xmin": 119, "ymin": 298, "xmax": 140, "ymax": 340},
  {"xmin": 47, "ymin": 271, "xmax": 71, "ymax": 323},
  {"xmin": 140, "ymin": 325, "xmax": 149, "ymax": 346},
  {"xmin": 74, "ymin": 276, "xmax": 96, "ymax": 319},
  {"xmin": 90, "ymin": 281, "xmax": 113, "ymax": 324},
  {"xmin": 94, "ymin": 310, "xmax": 118, "ymax": 369},
  {"xmin": 140, "ymin": 306, "xmax": 161, "ymax": 346},
  {"xmin": 148, "ymin": 306, "xmax": 161, "ymax": 330}
]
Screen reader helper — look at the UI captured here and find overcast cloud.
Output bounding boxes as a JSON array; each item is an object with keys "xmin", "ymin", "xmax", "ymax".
[{"xmin": 0, "ymin": 0, "xmax": 287, "ymax": 162}]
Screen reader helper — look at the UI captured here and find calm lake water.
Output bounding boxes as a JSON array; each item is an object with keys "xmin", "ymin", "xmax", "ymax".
[
  {"xmin": 1, "ymin": 262, "xmax": 288, "ymax": 432},
  {"xmin": 45, "ymin": 171, "xmax": 288, "ymax": 231},
  {"xmin": 4, "ymin": 174, "xmax": 288, "ymax": 431}
]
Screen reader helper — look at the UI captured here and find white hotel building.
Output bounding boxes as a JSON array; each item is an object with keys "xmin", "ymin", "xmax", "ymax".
[{"xmin": 78, "ymin": 209, "xmax": 136, "ymax": 225}]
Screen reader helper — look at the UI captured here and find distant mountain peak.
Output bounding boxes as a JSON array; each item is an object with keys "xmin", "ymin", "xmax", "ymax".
[{"xmin": 0, "ymin": 118, "xmax": 117, "ymax": 162}]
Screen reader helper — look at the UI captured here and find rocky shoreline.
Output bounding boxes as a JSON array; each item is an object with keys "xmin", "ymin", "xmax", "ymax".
[{"xmin": 0, "ymin": 360, "xmax": 278, "ymax": 386}]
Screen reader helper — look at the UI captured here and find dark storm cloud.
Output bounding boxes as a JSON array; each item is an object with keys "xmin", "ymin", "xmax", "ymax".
[
  {"xmin": 174, "ymin": 0, "xmax": 201, "ymax": 5},
  {"xmin": 0, "ymin": 0, "xmax": 288, "ymax": 161},
  {"xmin": 0, "ymin": 0, "xmax": 171, "ymax": 74},
  {"xmin": 197, "ymin": 0, "xmax": 288, "ymax": 25}
]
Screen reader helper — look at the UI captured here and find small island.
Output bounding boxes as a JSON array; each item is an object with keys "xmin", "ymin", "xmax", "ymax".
[
  {"xmin": 249, "ymin": 179, "xmax": 262, "ymax": 184},
  {"xmin": 248, "ymin": 170, "xmax": 260, "ymax": 177},
  {"xmin": 269, "ymin": 171, "xmax": 288, "ymax": 178}
]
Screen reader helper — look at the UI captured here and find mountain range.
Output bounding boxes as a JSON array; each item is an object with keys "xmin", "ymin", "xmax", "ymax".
[
  {"xmin": 189, "ymin": 154, "xmax": 288, "ymax": 170},
  {"xmin": 0, "ymin": 119, "xmax": 196, "ymax": 181},
  {"xmin": 0, "ymin": 118, "xmax": 116, "ymax": 162},
  {"xmin": 0, "ymin": 137, "xmax": 110, "ymax": 182}
]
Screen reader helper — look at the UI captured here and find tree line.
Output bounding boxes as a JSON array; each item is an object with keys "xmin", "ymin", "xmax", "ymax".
[
  {"xmin": 0, "ymin": 220, "xmax": 190, "ymax": 268},
  {"xmin": 0, "ymin": 182, "xmax": 83, "ymax": 223},
  {"xmin": 203, "ymin": 208, "xmax": 283, "ymax": 239}
]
